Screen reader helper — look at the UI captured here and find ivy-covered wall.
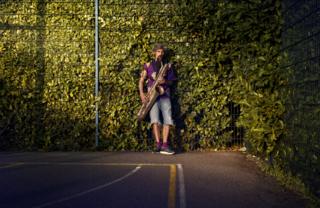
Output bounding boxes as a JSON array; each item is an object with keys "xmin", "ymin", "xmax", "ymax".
[
  {"xmin": 1, "ymin": 0, "xmax": 282, "ymax": 152},
  {"xmin": 1, "ymin": 0, "xmax": 319, "ymax": 198},
  {"xmin": 0, "ymin": 1, "xmax": 96, "ymax": 150},
  {"xmin": 280, "ymin": 0, "xmax": 320, "ymax": 198}
]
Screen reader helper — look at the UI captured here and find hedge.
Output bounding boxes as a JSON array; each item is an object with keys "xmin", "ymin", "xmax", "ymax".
[{"xmin": 1, "ymin": 0, "xmax": 283, "ymax": 154}]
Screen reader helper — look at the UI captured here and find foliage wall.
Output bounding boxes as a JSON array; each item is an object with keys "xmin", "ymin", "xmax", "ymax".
[
  {"xmin": 279, "ymin": 0, "xmax": 320, "ymax": 198},
  {"xmin": 0, "ymin": 0, "xmax": 283, "ymax": 152},
  {"xmin": 0, "ymin": 1, "xmax": 96, "ymax": 150}
]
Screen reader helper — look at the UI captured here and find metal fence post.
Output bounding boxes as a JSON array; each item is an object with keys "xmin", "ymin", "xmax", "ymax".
[{"xmin": 95, "ymin": 0, "xmax": 100, "ymax": 147}]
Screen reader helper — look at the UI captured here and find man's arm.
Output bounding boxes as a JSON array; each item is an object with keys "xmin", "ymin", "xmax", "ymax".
[
  {"xmin": 139, "ymin": 69, "xmax": 147, "ymax": 103},
  {"xmin": 160, "ymin": 64, "xmax": 176, "ymax": 86},
  {"xmin": 159, "ymin": 79, "xmax": 173, "ymax": 86}
]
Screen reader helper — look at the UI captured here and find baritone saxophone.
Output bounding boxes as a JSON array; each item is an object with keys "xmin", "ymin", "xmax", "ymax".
[{"xmin": 137, "ymin": 63, "xmax": 170, "ymax": 121}]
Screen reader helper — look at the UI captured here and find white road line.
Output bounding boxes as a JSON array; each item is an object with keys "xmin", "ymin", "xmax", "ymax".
[
  {"xmin": 6, "ymin": 162, "xmax": 174, "ymax": 167},
  {"xmin": 32, "ymin": 165, "xmax": 141, "ymax": 208},
  {"xmin": 0, "ymin": 162, "xmax": 24, "ymax": 169},
  {"xmin": 177, "ymin": 164, "xmax": 186, "ymax": 208}
]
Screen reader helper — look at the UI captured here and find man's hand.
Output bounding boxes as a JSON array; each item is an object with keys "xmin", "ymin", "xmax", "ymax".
[
  {"xmin": 140, "ymin": 94, "xmax": 149, "ymax": 104},
  {"xmin": 158, "ymin": 78, "xmax": 166, "ymax": 85}
]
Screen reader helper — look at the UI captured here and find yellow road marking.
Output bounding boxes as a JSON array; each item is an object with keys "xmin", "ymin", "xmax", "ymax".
[{"xmin": 168, "ymin": 164, "xmax": 176, "ymax": 208}]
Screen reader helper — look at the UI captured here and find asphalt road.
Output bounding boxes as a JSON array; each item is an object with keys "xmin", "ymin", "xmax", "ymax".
[{"xmin": 0, "ymin": 151, "xmax": 308, "ymax": 208}]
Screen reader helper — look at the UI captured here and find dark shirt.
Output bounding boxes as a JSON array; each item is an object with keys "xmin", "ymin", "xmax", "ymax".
[{"xmin": 143, "ymin": 60, "xmax": 176, "ymax": 98}]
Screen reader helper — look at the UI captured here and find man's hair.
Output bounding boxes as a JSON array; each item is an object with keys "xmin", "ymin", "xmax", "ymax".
[{"xmin": 152, "ymin": 43, "xmax": 165, "ymax": 52}]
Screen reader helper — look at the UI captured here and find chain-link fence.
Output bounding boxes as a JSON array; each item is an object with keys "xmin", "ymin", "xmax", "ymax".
[
  {"xmin": 0, "ymin": 1, "xmax": 96, "ymax": 149},
  {"xmin": 281, "ymin": 0, "xmax": 320, "ymax": 197},
  {"xmin": 1, "ymin": 0, "xmax": 244, "ymax": 150},
  {"xmin": 1, "ymin": 0, "xmax": 318, "ymax": 197},
  {"xmin": 98, "ymin": 1, "xmax": 244, "ymax": 149}
]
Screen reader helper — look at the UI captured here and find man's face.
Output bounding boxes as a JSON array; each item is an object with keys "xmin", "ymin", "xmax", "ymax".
[{"xmin": 155, "ymin": 49, "xmax": 164, "ymax": 61}]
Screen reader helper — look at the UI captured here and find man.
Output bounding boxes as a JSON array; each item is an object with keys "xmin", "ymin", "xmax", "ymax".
[{"xmin": 139, "ymin": 44, "xmax": 176, "ymax": 155}]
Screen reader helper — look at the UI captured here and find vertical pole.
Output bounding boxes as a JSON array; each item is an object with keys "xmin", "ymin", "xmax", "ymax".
[{"xmin": 95, "ymin": 0, "xmax": 99, "ymax": 147}]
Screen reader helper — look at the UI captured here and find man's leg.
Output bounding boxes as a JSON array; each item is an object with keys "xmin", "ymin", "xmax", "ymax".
[
  {"xmin": 159, "ymin": 98, "xmax": 175, "ymax": 155},
  {"xmin": 153, "ymin": 123, "xmax": 161, "ymax": 143},
  {"xmin": 149, "ymin": 101, "xmax": 162, "ymax": 151},
  {"xmin": 162, "ymin": 124, "xmax": 170, "ymax": 144},
  {"xmin": 160, "ymin": 98, "xmax": 174, "ymax": 144},
  {"xmin": 160, "ymin": 124, "xmax": 174, "ymax": 155}
]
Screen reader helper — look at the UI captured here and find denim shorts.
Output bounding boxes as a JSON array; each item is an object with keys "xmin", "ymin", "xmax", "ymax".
[{"xmin": 149, "ymin": 97, "xmax": 174, "ymax": 126}]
